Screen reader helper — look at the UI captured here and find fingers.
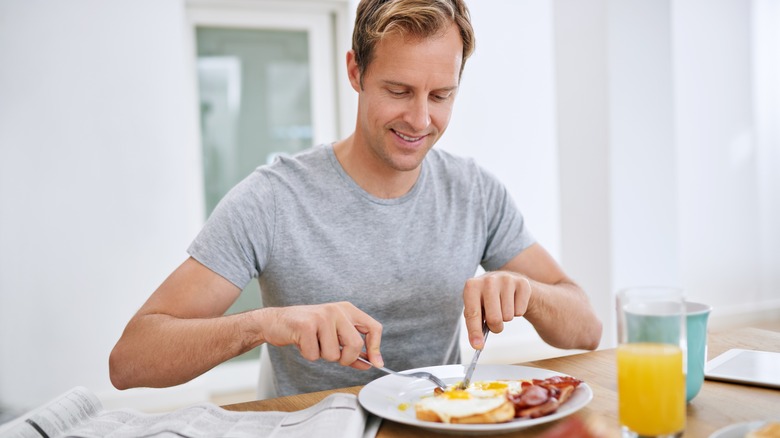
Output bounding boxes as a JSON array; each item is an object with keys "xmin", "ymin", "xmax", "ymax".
[
  {"xmin": 463, "ymin": 272, "xmax": 533, "ymax": 349},
  {"xmin": 463, "ymin": 278, "xmax": 487, "ymax": 349},
  {"xmin": 335, "ymin": 312, "xmax": 367, "ymax": 367},
  {"xmin": 480, "ymin": 276, "xmax": 505, "ymax": 333},
  {"xmin": 317, "ymin": 313, "xmax": 342, "ymax": 363},
  {"xmin": 349, "ymin": 356, "xmax": 373, "ymax": 371},
  {"xmin": 266, "ymin": 302, "xmax": 383, "ymax": 367},
  {"xmin": 356, "ymin": 319, "xmax": 384, "ymax": 368}
]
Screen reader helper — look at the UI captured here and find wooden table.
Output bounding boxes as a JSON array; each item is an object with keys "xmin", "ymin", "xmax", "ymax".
[{"xmin": 224, "ymin": 327, "xmax": 779, "ymax": 437}]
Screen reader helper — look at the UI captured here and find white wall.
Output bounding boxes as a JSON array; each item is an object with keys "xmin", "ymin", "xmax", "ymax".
[
  {"xmin": 609, "ymin": 0, "xmax": 679, "ymax": 290},
  {"xmin": 445, "ymin": 1, "xmax": 571, "ymax": 364},
  {"xmin": 0, "ymin": 0, "xmax": 204, "ymax": 410},
  {"xmin": 672, "ymin": 0, "xmax": 774, "ymax": 313},
  {"xmin": 553, "ymin": 0, "xmax": 615, "ymax": 347},
  {"xmin": 753, "ymin": 0, "xmax": 780, "ymax": 310},
  {"xmin": 553, "ymin": 0, "xmax": 780, "ymax": 350},
  {"xmin": 446, "ymin": 0, "xmax": 561, "ymax": 255},
  {"xmin": 1, "ymin": 0, "xmax": 778, "ymax": 413}
]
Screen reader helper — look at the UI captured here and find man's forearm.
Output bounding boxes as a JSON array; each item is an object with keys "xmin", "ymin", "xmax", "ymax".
[
  {"xmin": 109, "ymin": 310, "xmax": 264, "ymax": 389},
  {"xmin": 524, "ymin": 280, "xmax": 602, "ymax": 350}
]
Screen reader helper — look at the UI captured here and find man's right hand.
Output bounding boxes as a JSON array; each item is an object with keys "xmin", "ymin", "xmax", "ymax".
[
  {"xmin": 110, "ymin": 257, "xmax": 383, "ymax": 390},
  {"xmin": 258, "ymin": 302, "xmax": 384, "ymax": 368}
]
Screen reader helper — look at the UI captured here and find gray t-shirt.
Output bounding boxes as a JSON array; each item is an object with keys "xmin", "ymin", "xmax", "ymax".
[{"xmin": 188, "ymin": 144, "xmax": 534, "ymax": 396}]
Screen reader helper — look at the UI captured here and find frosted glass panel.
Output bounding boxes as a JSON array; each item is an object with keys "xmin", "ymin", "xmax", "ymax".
[
  {"xmin": 195, "ymin": 27, "xmax": 312, "ymax": 361},
  {"xmin": 196, "ymin": 27, "xmax": 312, "ymax": 214}
]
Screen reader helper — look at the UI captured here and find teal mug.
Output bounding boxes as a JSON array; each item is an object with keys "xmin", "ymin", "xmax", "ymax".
[
  {"xmin": 686, "ymin": 301, "xmax": 712, "ymax": 402},
  {"xmin": 624, "ymin": 300, "xmax": 712, "ymax": 402}
]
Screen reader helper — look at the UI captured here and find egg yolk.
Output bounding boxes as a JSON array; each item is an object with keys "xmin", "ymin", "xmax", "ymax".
[
  {"xmin": 442, "ymin": 389, "xmax": 471, "ymax": 399},
  {"xmin": 480, "ymin": 381, "xmax": 508, "ymax": 391}
]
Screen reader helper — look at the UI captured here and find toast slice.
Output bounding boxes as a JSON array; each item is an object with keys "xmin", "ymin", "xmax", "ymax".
[{"xmin": 415, "ymin": 397, "xmax": 515, "ymax": 424}]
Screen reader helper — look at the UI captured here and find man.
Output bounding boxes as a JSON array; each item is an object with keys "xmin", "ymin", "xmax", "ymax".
[{"xmin": 110, "ymin": 0, "xmax": 602, "ymax": 396}]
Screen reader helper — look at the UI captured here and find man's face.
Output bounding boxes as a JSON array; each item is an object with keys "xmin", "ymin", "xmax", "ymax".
[{"xmin": 348, "ymin": 23, "xmax": 463, "ymax": 174}]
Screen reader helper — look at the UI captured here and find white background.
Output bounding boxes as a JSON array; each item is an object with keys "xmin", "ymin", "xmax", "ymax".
[{"xmin": 1, "ymin": 0, "xmax": 778, "ymax": 412}]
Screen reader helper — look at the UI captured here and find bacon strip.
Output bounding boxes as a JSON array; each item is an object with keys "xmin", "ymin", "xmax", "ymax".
[{"xmin": 507, "ymin": 376, "xmax": 582, "ymax": 419}]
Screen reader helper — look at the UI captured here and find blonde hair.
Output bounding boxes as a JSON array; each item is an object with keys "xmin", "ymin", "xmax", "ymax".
[{"xmin": 352, "ymin": 0, "xmax": 475, "ymax": 86}]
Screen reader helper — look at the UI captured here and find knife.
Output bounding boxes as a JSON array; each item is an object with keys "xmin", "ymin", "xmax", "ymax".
[{"xmin": 459, "ymin": 321, "xmax": 490, "ymax": 389}]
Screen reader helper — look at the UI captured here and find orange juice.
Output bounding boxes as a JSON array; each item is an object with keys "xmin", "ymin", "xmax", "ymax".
[{"xmin": 617, "ymin": 343, "xmax": 685, "ymax": 436}]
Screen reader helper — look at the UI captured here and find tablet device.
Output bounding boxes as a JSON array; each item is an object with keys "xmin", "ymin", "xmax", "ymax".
[{"xmin": 705, "ymin": 348, "xmax": 780, "ymax": 389}]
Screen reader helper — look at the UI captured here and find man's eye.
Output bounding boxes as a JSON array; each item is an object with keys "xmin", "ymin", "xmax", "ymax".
[
  {"xmin": 388, "ymin": 90, "xmax": 407, "ymax": 97},
  {"xmin": 432, "ymin": 93, "xmax": 451, "ymax": 102}
]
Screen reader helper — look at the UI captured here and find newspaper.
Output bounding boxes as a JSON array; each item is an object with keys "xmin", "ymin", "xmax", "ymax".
[{"xmin": 0, "ymin": 387, "xmax": 381, "ymax": 438}]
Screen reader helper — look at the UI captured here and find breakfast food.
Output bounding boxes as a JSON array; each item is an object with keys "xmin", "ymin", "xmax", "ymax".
[
  {"xmin": 414, "ymin": 375, "xmax": 583, "ymax": 424},
  {"xmin": 414, "ymin": 380, "xmax": 519, "ymax": 424},
  {"xmin": 509, "ymin": 376, "xmax": 583, "ymax": 419},
  {"xmin": 747, "ymin": 422, "xmax": 780, "ymax": 438}
]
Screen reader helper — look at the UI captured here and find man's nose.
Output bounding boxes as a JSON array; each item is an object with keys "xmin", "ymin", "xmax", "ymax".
[{"xmin": 404, "ymin": 96, "xmax": 431, "ymax": 132}]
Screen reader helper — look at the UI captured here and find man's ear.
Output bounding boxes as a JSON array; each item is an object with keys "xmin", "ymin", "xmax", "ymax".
[{"xmin": 346, "ymin": 50, "xmax": 362, "ymax": 92}]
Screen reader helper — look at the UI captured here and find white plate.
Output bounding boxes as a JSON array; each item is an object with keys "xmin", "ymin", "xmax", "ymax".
[
  {"xmin": 357, "ymin": 364, "xmax": 593, "ymax": 436},
  {"xmin": 709, "ymin": 421, "xmax": 772, "ymax": 438}
]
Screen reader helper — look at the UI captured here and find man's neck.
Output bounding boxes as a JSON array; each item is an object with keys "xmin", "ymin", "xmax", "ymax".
[{"xmin": 332, "ymin": 136, "xmax": 422, "ymax": 199}]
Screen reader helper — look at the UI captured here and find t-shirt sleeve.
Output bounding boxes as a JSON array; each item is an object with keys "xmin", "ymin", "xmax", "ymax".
[
  {"xmin": 477, "ymin": 166, "xmax": 536, "ymax": 271},
  {"xmin": 187, "ymin": 170, "xmax": 275, "ymax": 289}
]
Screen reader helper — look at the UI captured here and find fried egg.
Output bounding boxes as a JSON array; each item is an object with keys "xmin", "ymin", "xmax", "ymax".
[
  {"xmin": 413, "ymin": 380, "xmax": 524, "ymax": 423},
  {"xmin": 462, "ymin": 379, "xmax": 525, "ymax": 396},
  {"xmin": 415, "ymin": 393, "xmax": 507, "ymax": 422}
]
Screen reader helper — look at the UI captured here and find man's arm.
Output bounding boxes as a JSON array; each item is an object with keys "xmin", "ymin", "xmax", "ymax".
[
  {"xmin": 109, "ymin": 257, "xmax": 383, "ymax": 390},
  {"xmin": 462, "ymin": 243, "xmax": 602, "ymax": 352}
]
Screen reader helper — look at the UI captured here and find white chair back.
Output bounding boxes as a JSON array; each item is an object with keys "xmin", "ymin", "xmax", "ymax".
[{"xmin": 257, "ymin": 343, "xmax": 277, "ymax": 400}]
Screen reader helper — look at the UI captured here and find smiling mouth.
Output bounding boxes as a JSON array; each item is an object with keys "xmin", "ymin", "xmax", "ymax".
[{"xmin": 392, "ymin": 129, "xmax": 425, "ymax": 142}]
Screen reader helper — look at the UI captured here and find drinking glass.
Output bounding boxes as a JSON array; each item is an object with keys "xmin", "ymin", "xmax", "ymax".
[{"xmin": 617, "ymin": 287, "xmax": 686, "ymax": 438}]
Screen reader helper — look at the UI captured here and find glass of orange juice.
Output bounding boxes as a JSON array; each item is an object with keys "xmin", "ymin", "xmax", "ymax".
[{"xmin": 617, "ymin": 287, "xmax": 686, "ymax": 438}]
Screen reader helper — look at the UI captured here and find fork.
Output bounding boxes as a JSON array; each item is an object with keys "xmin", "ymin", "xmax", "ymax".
[{"xmin": 356, "ymin": 356, "xmax": 448, "ymax": 391}]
